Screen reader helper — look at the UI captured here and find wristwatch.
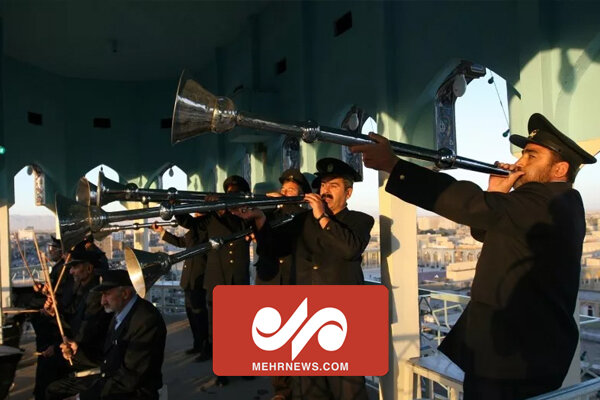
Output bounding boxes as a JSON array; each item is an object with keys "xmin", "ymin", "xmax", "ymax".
[{"xmin": 316, "ymin": 213, "xmax": 330, "ymax": 222}]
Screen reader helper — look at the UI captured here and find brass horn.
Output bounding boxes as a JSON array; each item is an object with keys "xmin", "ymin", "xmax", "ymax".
[
  {"xmin": 125, "ymin": 214, "xmax": 295, "ymax": 297},
  {"xmin": 171, "ymin": 71, "xmax": 508, "ymax": 176},
  {"xmin": 76, "ymin": 177, "xmax": 98, "ymax": 207},
  {"xmin": 77, "ymin": 171, "xmax": 264, "ymax": 207},
  {"xmin": 57, "ymin": 193, "xmax": 303, "ymax": 253},
  {"xmin": 93, "ymin": 220, "xmax": 178, "ymax": 242}
]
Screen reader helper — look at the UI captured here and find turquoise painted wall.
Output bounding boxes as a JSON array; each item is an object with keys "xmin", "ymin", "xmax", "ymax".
[{"xmin": 2, "ymin": 0, "xmax": 600, "ymax": 206}]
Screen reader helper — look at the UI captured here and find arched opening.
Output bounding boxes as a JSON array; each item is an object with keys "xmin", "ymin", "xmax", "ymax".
[
  {"xmin": 10, "ymin": 165, "xmax": 55, "ymax": 221},
  {"xmin": 444, "ymin": 252, "xmax": 452, "ymax": 264},
  {"xmin": 84, "ymin": 164, "xmax": 127, "ymax": 213},
  {"xmin": 418, "ymin": 67, "xmax": 509, "ymax": 283},
  {"xmin": 83, "ymin": 164, "xmax": 127, "ymax": 263},
  {"xmin": 9, "ymin": 165, "xmax": 55, "ymax": 283},
  {"xmin": 147, "ymin": 164, "xmax": 190, "ymax": 307},
  {"xmin": 160, "ymin": 164, "xmax": 188, "ymax": 191}
]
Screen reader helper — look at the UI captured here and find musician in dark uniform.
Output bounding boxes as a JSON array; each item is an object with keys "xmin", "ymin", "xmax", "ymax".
[
  {"xmin": 48, "ymin": 269, "xmax": 167, "ymax": 400},
  {"xmin": 176, "ymin": 175, "xmax": 251, "ymax": 385},
  {"xmin": 257, "ymin": 168, "xmax": 312, "ymax": 286},
  {"xmin": 44, "ymin": 240, "xmax": 113, "ymax": 399},
  {"xmin": 29, "ymin": 236, "xmax": 71, "ymax": 399},
  {"xmin": 257, "ymin": 168, "xmax": 312, "ymax": 400},
  {"xmin": 351, "ymin": 113, "xmax": 596, "ymax": 399},
  {"xmin": 58, "ymin": 241, "xmax": 111, "ymax": 366},
  {"xmin": 153, "ymin": 217, "xmax": 210, "ymax": 360},
  {"xmin": 236, "ymin": 158, "xmax": 374, "ymax": 400}
]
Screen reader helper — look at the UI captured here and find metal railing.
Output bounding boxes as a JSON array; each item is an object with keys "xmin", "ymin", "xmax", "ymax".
[
  {"xmin": 10, "ymin": 265, "xmax": 45, "ymax": 286},
  {"xmin": 528, "ymin": 378, "xmax": 600, "ymax": 400},
  {"xmin": 419, "ymin": 288, "xmax": 469, "ymax": 347},
  {"xmin": 411, "ymin": 289, "xmax": 600, "ymax": 400},
  {"xmin": 148, "ymin": 280, "xmax": 186, "ymax": 314}
]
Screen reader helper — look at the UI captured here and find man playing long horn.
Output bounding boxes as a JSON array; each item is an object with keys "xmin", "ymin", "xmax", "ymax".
[
  {"xmin": 152, "ymin": 217, "xmax": 210, "ymax": 361},
  {"xmin": 234, "ymin": 158, "xmax": 374, "ymax": 400},
  {"xmin": 175, "ymin": 175, "xmax": 252, "ymax": 386},
  {"xmin": 351, "ymin": 113, "xmax": 596, "ymax": 399},
  {"xmin": 255, "ymin": 168, "xmax": 313, "ymax": 400}
]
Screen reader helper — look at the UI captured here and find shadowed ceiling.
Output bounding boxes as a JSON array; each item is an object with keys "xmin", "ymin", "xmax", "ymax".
[{"xmin": 2, "ymin": 1, "xmax": 271, "ymax": 81}]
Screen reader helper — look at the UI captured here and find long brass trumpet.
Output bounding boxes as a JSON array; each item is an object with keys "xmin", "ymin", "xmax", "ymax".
[
  {"xmin": 57, "ymin": 193, "xmax": 303, "ymax": 252},
  {"xmin": 77, "ymin": 171, "xmax": 263, "ymax": 207},
  {"xmin": 171, "ymin": 71, "xmax": 508, "ymax": 176},
  {"xmin": 125, "ymin": 214, "xmax": 295, "ymax": 297},
  {"xmin": 93, "ymin": 220, "xmax": 178, "ymax": 242}
]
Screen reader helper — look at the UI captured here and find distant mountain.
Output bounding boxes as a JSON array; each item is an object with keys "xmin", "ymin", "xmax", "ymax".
[{"xmin": 9, "ymin": 215, "xmax": 56, "ymax": 232}]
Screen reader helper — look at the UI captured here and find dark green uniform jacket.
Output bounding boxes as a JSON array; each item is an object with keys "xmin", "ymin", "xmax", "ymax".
[
  {"xmin": 256, "ymin": 208, "xmax": 374, "ymax": 285},
  {"xmin": 386, "ymin": 159, "xmax": 584, "ymax": 380}
]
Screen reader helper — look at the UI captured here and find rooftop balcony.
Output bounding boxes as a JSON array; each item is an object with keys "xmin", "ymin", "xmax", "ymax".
[
  {"xmin": 5, "ymin": 283, "xmax": 600, "ymax": 399},
  {"xmin": 406, "ymin": 288, "xmax": 600, "ymax": 400}
]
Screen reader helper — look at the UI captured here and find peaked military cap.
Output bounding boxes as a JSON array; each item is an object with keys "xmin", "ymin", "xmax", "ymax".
[
  {"xmin": 66, "ymin": 239, "xmax": 108, "ymax": 270},
  {"xmin": 510, "ymin": 113, "xmax": 596, "ymax": 166},
  {"xmin": 279, "ymin": 168, "xmax": 312, "ymax": 194},
  {"xmin": 92, "ymin": 269, "xmax": 133, "ymax": 292},
  {"xmin": 222, "ymin": 175, "xmax": 250, "ymax": 193},
  {"xmin": 315, "ymin": 158, "xmax": 362, "ymax": 182},
  {"xmin": 49, "ymin": 235, "xmax": 61, "ymax": 248}
]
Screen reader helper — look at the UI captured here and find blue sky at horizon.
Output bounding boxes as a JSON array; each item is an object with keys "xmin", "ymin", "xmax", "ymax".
[{"xmin": 10, "ymin": 69, "xmax": 600, "ymax": 220}]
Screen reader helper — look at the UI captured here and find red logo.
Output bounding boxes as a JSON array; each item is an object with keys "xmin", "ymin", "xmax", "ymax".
[{"xmin": 213, "ymin": 285, "xmax": 388, "ymax": 376}]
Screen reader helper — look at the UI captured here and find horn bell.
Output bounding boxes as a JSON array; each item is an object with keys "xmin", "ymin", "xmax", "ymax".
[
  {"xmin": 76, "ymin": 177, "xmax": 97, "ymax": 207},
  {"xmin": 56, "ymin": 194, "xmax": 105, "ymax": 253},
  {"xmin": 124, "ymin": 248, "xmax": 171, "ymax": 298},
  {"xmin": 97, "ymin": 171, "xmax": 130, "ymax": 207},
  {"xmin": 171, "ymin": 70, "xmax": 238, "ymax": 144}
]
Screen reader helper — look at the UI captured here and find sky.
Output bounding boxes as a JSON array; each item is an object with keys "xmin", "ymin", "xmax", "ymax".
[{"xmin": 10, "ymin": 69, "xmax": 600, "ymax": 222}]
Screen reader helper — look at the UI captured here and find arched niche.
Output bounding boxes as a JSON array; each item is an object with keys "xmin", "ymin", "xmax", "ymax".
[
  {"xmin": 159, "ymin": 164, "xmax": 188, "ymax": 191},
  {"xmin": 84, "ymin": 164, "xmax": 126, "ymax": 212},
  {"xmin": 442, "ymin": 67, "xmax": 512, "ymax": 187},
  {"xmin": 10, "ymin": 164, "xmax": 56, "ymax": 229}
]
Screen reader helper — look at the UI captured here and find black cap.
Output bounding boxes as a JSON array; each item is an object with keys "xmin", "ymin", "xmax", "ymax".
[
  {"xmin": 66, "ymin": 240, "xmax": 108, "ymax": 270},
  {"xmin": 223, "ymin": 175, "xmax": 250, "ymax": 193},
  {"xmin": 92, "ymin": 269, "xmax": 133, "ymax": 292},
  {"xmin": 279, "ymin": 168, "xmax": 312, "ymax": 194},
  {"xmin": 315, "ymin": 158, "xmax": 361, "ymax": 182},
  {"xmin": 510, "ymin": 113, "xmax": 596, "ymax": 166},
  {"xmin": 49, "ymin": 236, "xmax": 61, "ymax": 248}
]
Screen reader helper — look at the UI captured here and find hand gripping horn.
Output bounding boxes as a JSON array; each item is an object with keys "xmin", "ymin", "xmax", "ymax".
[
  {"xmin": 56, "ymin": 193, "xmax": 303, "ymax": 253},
  {"xmin": 76, "ymin": 171, "xmax": 262, "ymax": 207},
  {"xmin": 125, "ymin": 214, "xmax": 296, "ymax": 297}
]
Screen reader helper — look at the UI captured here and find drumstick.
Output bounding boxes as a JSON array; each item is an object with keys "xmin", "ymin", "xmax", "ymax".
[
  {"xmin": 54, "ymin": 264, "xmax": 68, "ymax": 294},
  {"xmin": 33, "ymin": 234, "xmax": 73, "ymax": 366}
]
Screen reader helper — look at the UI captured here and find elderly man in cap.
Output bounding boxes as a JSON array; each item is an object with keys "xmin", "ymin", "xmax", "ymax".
[
  {"xmin": 236, "ymin": 158, "xmax": 374, "ymax": 400},
  {"xmin": 54, "ymin": 240, "xmax": 111, "ymax": 347},
  {"xmin": 43, "ymin": 241, "xmax": 111, "ymax": 361},
  {"xmin": 351, "ymin": 113, "xmax": 597, "ymax": 399},
  {"xmin": 43, "ymin": 241, "xmax": 113, "ymax": 398},
  {"xmin": 175, "ymin": 174, "xmax": 251, "ymax": 380},
  {"xmin": 47, "ymin": 269, "xmax": 166, "ymax": 400}
]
